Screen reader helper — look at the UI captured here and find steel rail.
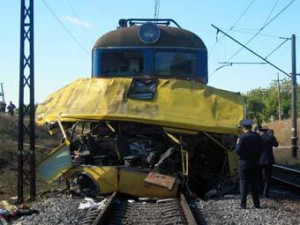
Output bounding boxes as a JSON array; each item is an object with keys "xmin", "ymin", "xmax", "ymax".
[
  {"xmin": 273, "ymin": 164, "xmax": 300, "ymax": 174},
  {"xmin": 180, "ymin": 193, "xmax": 198, "ymax": 225},
  {"xmin": 272, "ymin": 176, "xmax": 300, "ymax": 189},
  {"xmin": 272, "ymin": 164, "xmax": 300, "ymax": 189},
  {"xmin": 82, "ymin": 192, "xmax": 198, "ymax": 225},
  {"xmin": 93, "ymin": 192, "xmax": 117, "ymax": 225},
  {"xmin": 77, "ymin": 192, "xmax": 117, "ymax": 225}
]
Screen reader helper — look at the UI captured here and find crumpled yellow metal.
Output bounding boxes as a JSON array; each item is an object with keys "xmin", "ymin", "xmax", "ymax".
[{"xmin": 36, "ymin": 78, "xmax": 244, "ymax": 135}]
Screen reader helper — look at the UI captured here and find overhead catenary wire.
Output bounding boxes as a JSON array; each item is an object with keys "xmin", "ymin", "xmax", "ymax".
[
  {"xmin": 263, "ymin": 0, "xmax": 279, "ymax": 26},
  {"xmin": 228, "ymin": 0, "xmax": 257, "ymax": 31},
  {"xmin": 213, "ymin": 28, "xmax": 290, "ymax": 61},
  {"xmin": 41, "ymin": 0, "xmax": 90, "ymax": 56},
  {"xmin": 208, "ymin": 0, "xmax": 257, "ymax": 59},
  {"xmin": 65, "ymin": 0, "xmax": 94, "ymax": 42},
  {"xmin": 210, "ymin": 0, "xmax": 296, "ymax": 77},
  {"xmin": 211, "ymin": 24, "xmax": 291, "ymax": 78},
  {"xmin": 225, "ymin": 0, "xmax": 296, "ymax": 62},
  {"xmin": 154, "ymin": 0, "xmax": 160, "ymax": 19}
]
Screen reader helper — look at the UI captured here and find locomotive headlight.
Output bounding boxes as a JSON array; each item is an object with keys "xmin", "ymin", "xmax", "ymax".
[{"xmin": 138, "ymin": 22, "xmax": 160, "ymax": 44}]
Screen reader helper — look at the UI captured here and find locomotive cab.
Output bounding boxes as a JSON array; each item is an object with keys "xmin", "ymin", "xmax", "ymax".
[{"xmin": 92, "ymin": 19, "xmax": 208, "ymax": 83}]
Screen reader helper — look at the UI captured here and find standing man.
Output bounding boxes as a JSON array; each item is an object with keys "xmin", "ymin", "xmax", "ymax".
[
  {"xmin": 258, "ymin": 127, "xmax": 278, "ymax": 198},
  {"xmin": 7, "ymin": 101, "xmax": 16, "ymax": 116},
  {"xmin": 236, "ymin": 119, "xmax": 262, "ymax": 209}
]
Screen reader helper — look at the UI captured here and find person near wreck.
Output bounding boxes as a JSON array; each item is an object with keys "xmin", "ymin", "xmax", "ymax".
[
  {"xmin": 7, "ymin": 101, "xmax": 16, "ymax": 116},
  {"xmin": 257, "ymin": 126, "xmax": 278, "ymax": 198},
  {"xmin": 236, "ymin": 119, "xmax": 262, "ymax": 209}
]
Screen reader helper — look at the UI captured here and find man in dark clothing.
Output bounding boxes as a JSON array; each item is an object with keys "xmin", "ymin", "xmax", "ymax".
[
  {"xmin": 236, "ymin": 119, "xmax": 263, "ymax": 209},
  {"xmin": 258, "ymin": 127, "xmax": 278, "ymax": 198},
  {"xmin": 7, "ymin": 101, "xmax": 16, "ymax": 116}
]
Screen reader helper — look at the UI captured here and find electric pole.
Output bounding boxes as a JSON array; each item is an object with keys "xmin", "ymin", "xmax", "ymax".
[
  {"xmin": 291, "ymin": 34, "xmax": 297, "ymax": 158},
  {"xmin": 211, "ymin": 25, "xmax": 298, "ymax": 158},
  {"xmin": 0, "ymin": 83, "xmax": 5, "ymax": 103},
  {"xmin": 18, "ymin": 0, "xmax": 35, "ymax": 203},
  {"xmin": 275, "ymin": 73, "xmax": 282, "ymax": 120},
  {"xmin": 0, "ymin": 83, "xmax": 6, "ymax": 113}
]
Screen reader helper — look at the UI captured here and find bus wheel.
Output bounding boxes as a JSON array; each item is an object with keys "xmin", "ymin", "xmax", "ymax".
[{"xmin": 69, "ymin": 173, "xmax": 99, "ymax": 198}]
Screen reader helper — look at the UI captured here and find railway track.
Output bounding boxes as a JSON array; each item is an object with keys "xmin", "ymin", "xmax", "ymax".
[
  {"xmin": 272, "ymin": 164, "xmax": 300, "ymax": 189},
  {"xmin": 78, "ymin": 192, "xmax": 198, "ymax": 225}
]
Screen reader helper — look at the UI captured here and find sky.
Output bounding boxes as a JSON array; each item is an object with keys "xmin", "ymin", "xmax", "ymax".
[{"xmin": 0, "ymin": 0, "xmax": 299, "ymax": 106}]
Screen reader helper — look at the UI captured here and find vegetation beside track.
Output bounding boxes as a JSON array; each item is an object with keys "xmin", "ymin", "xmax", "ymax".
[{"xmin": 0, "ymin": 113, "xmax": 60, "ymax": 201}]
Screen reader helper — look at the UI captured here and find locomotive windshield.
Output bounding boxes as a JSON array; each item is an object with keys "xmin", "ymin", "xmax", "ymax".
[
  {"xmin": 102, "ymin": 51, "xmax": 144, "ymax": 76},
  {"xmin": 100, "ymin": 50, "xmax": 196, "ymax": 77},
  {"xmin": 154, "ymin": 51, "xmax": 196, "ymax": 77}
]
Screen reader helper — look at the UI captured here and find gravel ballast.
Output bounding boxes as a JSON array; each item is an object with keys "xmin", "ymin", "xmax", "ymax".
[{"xmin": 11, "ymin": 190, "xmax": 300, "ymax": 225}]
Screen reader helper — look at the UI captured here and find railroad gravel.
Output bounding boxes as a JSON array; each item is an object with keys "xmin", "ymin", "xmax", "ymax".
[
  {"xmin": 11, "ymin": 195, "xmax": 87, "ymax": 225},
  {"xmin": 10, "ymin": 190, "xmax": 300, "ymax": 225},
  {"xmin": 190, "ymin": 190, "xmax": 300, "ymax": 225}
]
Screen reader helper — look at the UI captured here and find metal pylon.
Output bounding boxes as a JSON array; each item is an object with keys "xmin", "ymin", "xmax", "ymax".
[{"xmin": 18, "ymin": 0, "xmax": 35, "ymax": 203}]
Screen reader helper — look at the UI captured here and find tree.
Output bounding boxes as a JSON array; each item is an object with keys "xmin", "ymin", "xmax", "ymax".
[
  {"xmin": 269, "ymin": 78, "xmax": 292, "ymax": 120},
  {"xmin": 245, "ymin": 88, "xmax": 266, "ymax": 125},
  {"xmin": 245, "ymin": 78, "xmax": 298, "ymax": 123}
]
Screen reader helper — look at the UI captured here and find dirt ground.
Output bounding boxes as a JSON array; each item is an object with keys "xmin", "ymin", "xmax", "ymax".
[{"xmin": 266, "ymin": 119, "xmax": 300, "ymax": 167}]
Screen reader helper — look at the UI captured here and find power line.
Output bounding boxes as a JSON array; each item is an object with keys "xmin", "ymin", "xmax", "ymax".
[
  {"xmin": 65, "ymin": 0, "xmax": 94, "ymax": 42},
  {"xmin": 208, "ymin": 0, "xmax": 257, "ymax": 59},
  {"xmin": 211, "ymin": 24, "xmax": 291, "ymax": 78},
  {"xmin": 226, "ymin": 0, "xmax": 296, "ymax": 62},
  {"xmin": 263, "ymin": 0, "xmax": 279, "ymax": 26},
  {"xmin": 41, "ymin": 0, "xmax": 90, "ymax": 56},
  {"xmin": 229, "ymin": 0, "xmax": 257, "ymax": 30},
  {"xmin": 154, "ymin": 0, "xmax": 160, "ymax": 19}
]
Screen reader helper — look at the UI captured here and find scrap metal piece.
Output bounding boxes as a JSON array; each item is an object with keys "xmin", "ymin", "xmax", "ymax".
[
  {"xmin": 36, "ymin": 143, "xmax": 72, "ymax": 183},
  {"xmin": 144, "ymin": 172, "xmax": 176, "ymax": 190}
]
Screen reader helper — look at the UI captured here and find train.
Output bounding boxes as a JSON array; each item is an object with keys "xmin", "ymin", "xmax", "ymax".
[{"xmin": 36, "ymin": 18, "xmax": 244, "ymax": 198}]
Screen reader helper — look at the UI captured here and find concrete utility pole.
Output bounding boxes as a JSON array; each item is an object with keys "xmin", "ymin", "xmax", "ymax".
[
  {"xmin": 0, "ymin": 83, "xmax": 5, "ymax": 102},
  {"xmin": 275, "ymin": 73, "xmax": 282, "ymax": 121},
  {"xmin": 291, "ymin": 34, "xmax": 297, "ymax": 158},
  {"xmin": 0, "ymin": 83, "xmax": 6, "ymax": 113}
]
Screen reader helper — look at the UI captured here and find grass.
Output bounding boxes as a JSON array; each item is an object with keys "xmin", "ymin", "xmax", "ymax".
[
  {"xmin": 0, "ymin": 113, "xmax": 60, "ymax": 202},
  {"xmin": 273, "ymin": 148, "xmax": 300, "ymax": 167}
]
